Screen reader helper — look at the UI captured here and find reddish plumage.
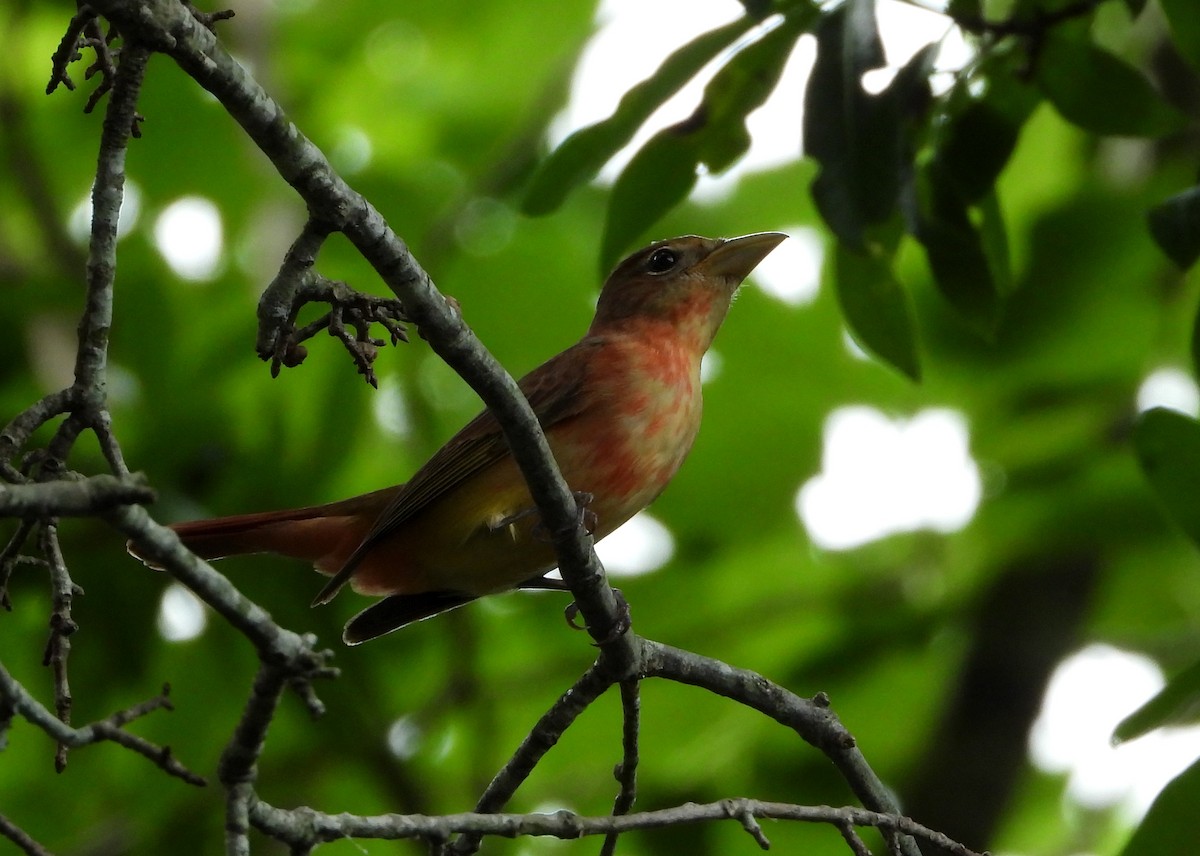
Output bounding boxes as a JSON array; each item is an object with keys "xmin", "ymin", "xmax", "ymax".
[{"xmin": 130, "ymin": 233, "xmax": 786, "ymax": 643}]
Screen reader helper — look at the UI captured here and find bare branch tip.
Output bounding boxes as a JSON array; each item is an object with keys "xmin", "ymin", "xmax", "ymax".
[
  {"xmin": 837, "ymin": 821, "xmax": 873, "ymax": 856},
  {"xmin": 722, "ymin": 802, "xmax": 771, "ymax": 851},
  {"xmin": 183, "ymin": 2, "xmax": 237, "ymax": 31}
]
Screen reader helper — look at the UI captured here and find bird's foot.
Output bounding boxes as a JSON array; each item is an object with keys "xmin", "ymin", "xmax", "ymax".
[
  {"xmin": 534, "ymin": 490, "xmax": 597, "ymax": 542},
  {"xmin": 496, "ymin": 491, "xmax": 596, "ymax": 543},
  {"xmin": 564, "ymin": 587, "xmax": 631, "ymax": 645}
]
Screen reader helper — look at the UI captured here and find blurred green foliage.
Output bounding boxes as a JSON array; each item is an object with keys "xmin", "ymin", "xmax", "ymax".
[{"xmin": 3, "ymin": 0, "xmax": 1200, "ymax": 855}]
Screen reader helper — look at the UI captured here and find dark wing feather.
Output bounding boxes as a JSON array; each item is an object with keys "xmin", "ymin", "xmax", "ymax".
[
  {"xmin": 342, "ymin": 575, "xmax": 574, "ymax": 644},
  {"xmin": 343, "ymin": 591, "xmax": 478, "ymax": 644},
  {"xmin": 312, "ymin": 339, "xmax": 601, "ymax": 605}
]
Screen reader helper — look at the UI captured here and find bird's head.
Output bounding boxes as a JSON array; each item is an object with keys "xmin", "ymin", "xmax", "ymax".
[{"xmin": 590, "ymin": 233, "xmax": 787, "ymax": 346}]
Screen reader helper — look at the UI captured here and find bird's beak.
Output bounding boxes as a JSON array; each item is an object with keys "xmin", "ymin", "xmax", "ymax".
[{"xmin": 694, "ymin": 232, "xmax": 788, "ymax": 280}]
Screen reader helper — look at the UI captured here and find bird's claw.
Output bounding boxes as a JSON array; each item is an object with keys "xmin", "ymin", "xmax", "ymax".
[
  {"xmin": 564, "ymin": 587, "xmax": 631, "ymax": 645},
  {"xmin": 529, "ymin": 491, "xmax": 597, "ymax": 543}
]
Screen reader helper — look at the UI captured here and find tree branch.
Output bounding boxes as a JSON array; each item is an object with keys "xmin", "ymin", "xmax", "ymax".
[
  {"xmin": 246, "ymin": 797, "xmax": 983, "ymax": 854},
  {"xmin": 108, "ymin": 504, "xmax": 339, "ymax": 694},
  {"xmin": 0, "ymin": 474, "xmax": 153, "ymax": 517},
  {"xmin": 641, "ymin": 640, "xmax": 922, "ymax": 856}
]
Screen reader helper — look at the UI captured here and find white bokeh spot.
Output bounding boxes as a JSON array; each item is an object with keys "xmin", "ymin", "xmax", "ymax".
[
  {"xmin": 372, "ymin": 377, "xmax": 412, "ymax": 439},
  {"xmin": 596, "ymin": 512, "xmax": 675, "ymax": 577},
  {"xmin": 797, "ymin": 406, "xmax": 982, "ymax": 550},
  {"xmin": 68, "ymin": 180, "xmax": 142, "ymax": 244},
  {"xmin": 386, "ymin": 716, "xmax": 423, "ymax": 760},
  {"xmin": 700, "ymin": 350, "xmax": 723, "ymax": 384},
  {"xmin": 156, "ymin": 582, "xmax": 207, "ymax": 642},
  {"xmin": 153, "ymin": 196, "xmax": 224, "ymax": 282},
  {"xmin": 1030, "ymin": 644, "xmax": 1200, "ymax": 818},
  {"xmin": 1136, "ymin": 366, "xmax": 1200, "ymax": 417},
  {"xmin": 331, "ymin": 126, "xmax": 374, "ymax": 175},
  {"xmin": 752, "ymin": 226, "xmax": 822, "ymax": 306}
]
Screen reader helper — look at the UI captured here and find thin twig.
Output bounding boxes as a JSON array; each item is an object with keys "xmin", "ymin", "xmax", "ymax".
[
  {"xmin": 725, "ymin": 799, "xmax": 772, "ymax": 849},
  {"xmin": 46, "ymin": 6, "xmax": 97, "ymax": 94},
  {"xmin": 600, "ymin": 679, "xmax": 641, "ymax": 856},
  {"xmin": 0, "ymin": 662, "xmax": 205, "ymax": 785},
  {"xmin": 0, "ymin": 520, "xmax": 38, "ymax": 610},
  {"xmin": 450, "ymin": 662, "xmax": 616, "ymax": 855},
  {"xmin": 838, "ymin": 821, "xmax": 875, "ymax": 856},
  {"xmin": 0, "ymin": 813, "xmax": 55, "ymax": 856},
  {"xmin": 38, "ymin": 523, "xmax": 75, "ymax": 771},
  {"xmin": 254, "ymin": 219, "xmax": 408, "ymax": 386},
  {"xmin": 0, "ymin": 390, "xmax": 74, "ymax": 476}
]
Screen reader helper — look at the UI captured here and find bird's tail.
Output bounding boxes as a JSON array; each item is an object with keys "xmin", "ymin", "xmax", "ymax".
[{"xmin": 127, "ymin": 486, "xmax": 400, "ymax": 573}]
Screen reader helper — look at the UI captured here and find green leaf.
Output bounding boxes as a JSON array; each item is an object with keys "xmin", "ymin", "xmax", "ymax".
[
  {"xmin": 1149, "ymin": 186, "xmax": 1200, "ymax": 271},
  {"xmin": 1036, "ymin": 33, "xmax": 1186, "ymax": 137},
  {"xmin": 804, "ymin": 0, "xmax": 936, "ymax": 247},
  {"xmin": 599, "ymin": 130, "xmax": 701, "ymax": 271},
  {"xmin": 521, "ymin": 16, "xmax": 756, "ymax": 216},
  {"xmin": 1123, "ymin": 0, "xmax": 1149, "ymax": 14},
  {"xmin": 834, "ymin": 239, "xmax": 921, "ymax": 381},
  {"xmin": 1160, "ymin": 0, "xmax": 1200, "ymax": 70},
  {"xmin": 695, "ymin": 10, "xmax": 813, "ymax": 174},
  {"xmin": 1120, "ymin": 756, "xmax": 1200, "ymax": 856},
  {"xmin": 1115, "ymin": 658, "xmax": 1200, "ymax": 743},
  {"xmin": 1133, "ymin": 408, "xmax": 1200, "ymax": 548},
  {"xmin": 599, "ymin": 11, "xmax": 811, "ymax": 266}
]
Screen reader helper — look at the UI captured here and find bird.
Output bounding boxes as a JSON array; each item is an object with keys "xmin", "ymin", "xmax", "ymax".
[{"xmin": 131, "ymin": 233, "xmax": 786, "ymax": 644}]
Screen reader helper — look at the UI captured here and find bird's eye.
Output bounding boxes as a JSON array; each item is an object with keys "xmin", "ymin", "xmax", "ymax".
[{"xmin": 646, "ymin": 248, "xmax": 678, "ymax": 274}]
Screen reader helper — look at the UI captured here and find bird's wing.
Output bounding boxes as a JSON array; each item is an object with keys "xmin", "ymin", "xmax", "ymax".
[{"xmin": 312, "ymin": 338, "xmax": 601, "ymax": 605}]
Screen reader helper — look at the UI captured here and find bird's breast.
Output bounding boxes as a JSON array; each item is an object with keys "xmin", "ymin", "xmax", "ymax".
[{"xmin": 553, "ymin": 332, "xmax": 702, "ymax": 528}]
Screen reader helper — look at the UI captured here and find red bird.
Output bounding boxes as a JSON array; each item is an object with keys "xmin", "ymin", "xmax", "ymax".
[{"xmin": 134, "ymin": 233, "xmax": 786, "ymax": 643}]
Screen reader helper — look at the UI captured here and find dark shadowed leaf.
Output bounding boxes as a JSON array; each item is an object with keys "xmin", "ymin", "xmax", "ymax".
[
  {"xmin": 1160, "ymin": 0, "xmax": 1200, "ymax": 70},
  {"xmin": 737, "ymin": 0, "xmax": 774, "ymax": 19},
  {"xmin": 914, "ymin": 177, "xmax": 1007, "ymax": 335},
  {"xmin": 805, "ymin": 0, "xmax": 936, "ymax": 247},
  {"xmin": 834, "ymin": 239, "xmax": 921, "ymax": 380},
  {"xmin": 522, "ymin": 16, "xmax": 755, "ymax": 216},
  {"xmin": 1123, "ymin": 0, "xmax": 1149, "ymax": 14},
  {"xmin": 1115, "ymin": 658, "xmax": 1200, "ymax": 743},
  {"xmin": 1119, "ymin": 756, "xmax": 1200, "ymax": 856},
  {"xmin": 1133, "ymin": 407, "xmax": 1200, "ymax": 547},
  {"xmin": 977, "ymin": 192, "xmax": 1014, "ymax": 296},
  {"xmin": 932, "ymin": 66, "xmax": 1039, "ymax": 204},
  {"xmin": 1149, "ymin": 186, "xmax": 1200, "ymax": 271},
  {"xmin": 1036, "ymin": 33, "xmax": 1186, "ymax": 137},
  {"xmin": 1192, "ymin": 296, "xmax": 1200, "ymax": 382}
]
